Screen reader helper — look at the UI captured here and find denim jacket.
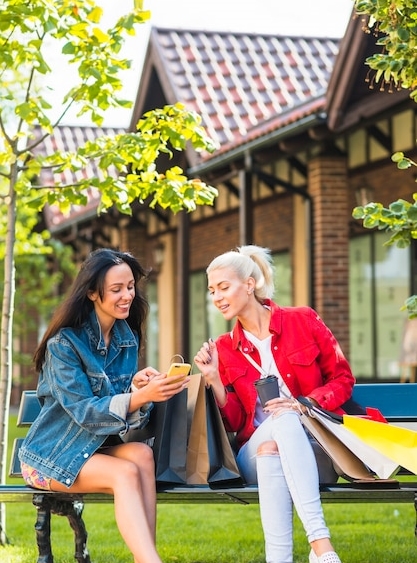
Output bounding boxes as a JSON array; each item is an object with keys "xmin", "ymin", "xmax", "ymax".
[{"xmin": 19, "ymin": 310, "xmax": 152, "ymax": 487}]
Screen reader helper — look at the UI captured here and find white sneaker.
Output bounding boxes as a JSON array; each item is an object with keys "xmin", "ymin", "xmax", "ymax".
[{"xmin": 309, "ymin": 550, "xmax": 342, "ymax": 563}]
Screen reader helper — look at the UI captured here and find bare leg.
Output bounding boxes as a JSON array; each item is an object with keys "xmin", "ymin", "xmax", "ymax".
[
  {"xmin": 105, "ymin": 442, "xmax": 157, "ymax": 540},
  {"xmin": 50, "ymin": 442, "xmax": 161, "ymax": 563}
]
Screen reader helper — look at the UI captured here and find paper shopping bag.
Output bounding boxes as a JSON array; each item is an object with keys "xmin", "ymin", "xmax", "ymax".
[
  {"xmin": 308, "ymin": 410, "xmax": 399, "ymax": 479},
  {"xmin": 205, "ymin": 385, "xmax": 244, "ymax": 488},
  {"xmin": 186, "ymin": 374, "xmax": 209, "ymax": 484},
  {"xmin": 300, "ymin": 412, "xmax": 378, "ymax": 482},
  {"xmin": 186, "ymin": 374, "xmax": 244, "ymax": 488},
  {"xmin": 343, "ymin": 415, "xmax": 417, "ymax": 475},
  {"xmin": 127, "ymin": 390, "xmax": 188, "ymax": 485},
  {"xmin": 152, "ymin": 390, "xmax": 189, "ymax": 484}
]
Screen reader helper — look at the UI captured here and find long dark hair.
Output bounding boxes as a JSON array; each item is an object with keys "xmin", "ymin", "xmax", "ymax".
[{"xmin": 33, "ymin": 248, "xmax": 149, "ymax": 371}]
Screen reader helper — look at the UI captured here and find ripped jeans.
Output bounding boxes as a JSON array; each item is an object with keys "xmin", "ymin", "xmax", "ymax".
[{"xmin": 236, "ymin": 411, "xmax": 338, "ymax": 563}]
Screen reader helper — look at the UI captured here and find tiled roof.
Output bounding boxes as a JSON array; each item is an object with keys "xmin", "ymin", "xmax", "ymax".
[
  {"xmin": 151, "ymin": 28, "xmax": 340, "ymax": 158},
  {"xmin": 39, "ymin": 29, "xmax": 340, "ymax": 228}
]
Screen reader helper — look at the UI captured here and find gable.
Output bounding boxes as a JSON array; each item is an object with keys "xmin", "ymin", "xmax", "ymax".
[{"xmin": 132, "ymin": 28, "xmax": 340, "ymax": 165}]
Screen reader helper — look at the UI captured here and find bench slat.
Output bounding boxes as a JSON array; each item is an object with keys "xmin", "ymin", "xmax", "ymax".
[
  {"xmin": 9, "ymin": 438, "xmax": 24, "ymax": 477},
  {"xmin": 352, "ymin": 383, "xmax": 417, "ymax": 419},
  {"xmin": 1, "ymin": 484, "xmax": 416, "ymax": 505},
  {"xmin": 17, "ymin": 390, "xmax": 41, "ymax": 427}
]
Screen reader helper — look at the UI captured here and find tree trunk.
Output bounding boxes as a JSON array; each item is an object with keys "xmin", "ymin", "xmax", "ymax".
[{"xmin": 0, "ymin": 165, "xmax": 17, "ymax": 544}]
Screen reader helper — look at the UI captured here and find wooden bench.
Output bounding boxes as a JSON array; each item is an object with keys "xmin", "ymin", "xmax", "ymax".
[{"xmin": 1, "ymin": 383, "xmax": 417, "ymax": 563}]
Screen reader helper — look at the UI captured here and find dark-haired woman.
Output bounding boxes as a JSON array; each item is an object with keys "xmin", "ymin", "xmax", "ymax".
[{"xmin": 19, "ymin": 248, "xmax": 188, "ymax": 563}]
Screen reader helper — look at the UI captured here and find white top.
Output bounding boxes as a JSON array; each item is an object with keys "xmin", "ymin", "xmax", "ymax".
[{"xmin": 243, "ymin": 331, "xmax": 292, "ymax": 426}]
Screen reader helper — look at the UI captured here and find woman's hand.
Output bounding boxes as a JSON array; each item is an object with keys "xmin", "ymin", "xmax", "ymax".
[
  {"xmin": 194, "ymin": 339, "xmax": 227, "ymax": 407},
  {"xmin": 131, "ymin": 367, "xmax": 160, "ymax": 390},
  {"xmin": 194, "ymin": 339, "xmax": 220, "ymax": 385},
  {"xmin": 129, "ymin": 369, "xmax": 190, "ymax": 412},
  {"xmin": 263, "ymin": 396, "xmax": 299, "ymax": 416}
]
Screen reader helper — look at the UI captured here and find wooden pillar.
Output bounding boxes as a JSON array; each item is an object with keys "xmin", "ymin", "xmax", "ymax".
[
  {"xmin": 177, "ymin": 211, "xmax": 190, "ymax": 360},
  {"xmin": 239, "ymin": 154, "xmax": 253, "ymax": 245}
]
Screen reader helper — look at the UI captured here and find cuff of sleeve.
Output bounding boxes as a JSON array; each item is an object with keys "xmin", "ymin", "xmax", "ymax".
[
  {"xmin": 109, "ymin": 394, "xmax": 130, "ymax": 420},
  {"xmin": 109, "ymin": 394, "xmax": 153, "ymax": 436}
]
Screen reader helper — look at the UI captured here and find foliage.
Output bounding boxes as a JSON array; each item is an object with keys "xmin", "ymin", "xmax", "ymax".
[
  {"xmin": 352, "ymin": 196, "xmax": 417, "ymax": 249},
  {"xmin": 28, "ymin": 103, "xmax": 218, "ymax": 216},
  {"xmin": 0, "ymin": 1, "xmax": 218, "ymax": 215},
  {"xmin": 355, "ymin": 0, "xmax": 417, "ymax": 98}
]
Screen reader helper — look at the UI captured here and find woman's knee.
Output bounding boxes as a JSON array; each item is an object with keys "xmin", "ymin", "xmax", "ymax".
[
  {"xmin": 118, "ymin": 441, "xmax": 154, "ymax": 464},
  {"xmin": 127, "ymin": 442, "xmax": 155, "ymax": 473},
  {"xmin": 257, "ymin": 440, "xmax": 279, "ymax": 455},
  {"xmin": 115, "ymin": 457, "xmax": 144, "ymax": 487}
]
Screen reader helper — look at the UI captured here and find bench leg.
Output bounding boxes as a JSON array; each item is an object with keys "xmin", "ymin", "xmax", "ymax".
[
  {"xmin": 48, "ymin": 496, "xmax": 91, "ymax": 563},
  {"xmin": 32, "ymin": 494, "xmax": 91, "ymax": 563},
  {"xmin": 64, "ymin": 499, "xmax": 90, "ymax": 563},
  {"xmin": 32, "ymin": 493, "xmax": 53, "ymax": 563}
]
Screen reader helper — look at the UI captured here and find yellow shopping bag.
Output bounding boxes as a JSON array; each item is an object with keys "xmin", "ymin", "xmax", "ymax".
[{"xmin": 343, "ymin": 415, "xmax": 417, "ymax": 474}]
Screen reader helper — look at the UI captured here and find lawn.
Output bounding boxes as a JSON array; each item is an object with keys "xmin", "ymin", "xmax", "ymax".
[{"xmin": 2, "ymin": 415, "xmax": 417, "ymax": 563}]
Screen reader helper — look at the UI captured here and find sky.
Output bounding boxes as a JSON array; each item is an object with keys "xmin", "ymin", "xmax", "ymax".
[{"xmin": 52, "ymin": 0, "xmax": 356, "ymax": 126}]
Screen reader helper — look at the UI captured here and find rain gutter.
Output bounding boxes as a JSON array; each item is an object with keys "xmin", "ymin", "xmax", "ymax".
[{"xmin": 188, "ymin": 112, "xmax": 326, "ymax": 177}]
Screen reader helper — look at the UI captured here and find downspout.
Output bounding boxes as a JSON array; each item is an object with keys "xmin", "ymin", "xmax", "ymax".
[{"xmin": 188, "ymin": 113, "xmax": 324, "ymax": 177}]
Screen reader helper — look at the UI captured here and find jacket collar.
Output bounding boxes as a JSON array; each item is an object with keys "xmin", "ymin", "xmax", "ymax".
[
  {"xmin": 230, "ymin": 299, "xmax": 282, "ymax": 351},
  {"xmin": 87, "ymin": 309, "xmax": 137, "ymax": 350}
]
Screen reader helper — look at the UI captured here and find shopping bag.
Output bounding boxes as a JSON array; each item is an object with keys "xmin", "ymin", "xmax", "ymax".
[
  {"xmin": 343, "ymin": 415, "xmax": 417, "ymax": 475},
  {"xmin": 186, "ymin": 374, "xmax": 209, "ymax": 484},
  {"xmin": 124, "ymin": 390, "xmax": 189, "ymax": 485},
  {"xmin": 299, "ymin": 412, "xmax": 378, "ymax": 482},
  {"xmin": 298, "ymin": 395, "xmax": 400, "ymax": 481},
  {"xmin": 186, "ymin": 374, "xmax": 244, "ymax": 489},
  {"xmin": 205, "ymin": 385, "xmax": 244, "ymax": 488},
  {"xmin": 306, "ymin": 409, "xmax": 399, "ymax": 479}
]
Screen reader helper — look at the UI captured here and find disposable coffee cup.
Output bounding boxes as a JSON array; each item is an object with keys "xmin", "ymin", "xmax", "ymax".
[{"xmin": 254, "ymin": 375, "xmax": 280, "ymax": 407}]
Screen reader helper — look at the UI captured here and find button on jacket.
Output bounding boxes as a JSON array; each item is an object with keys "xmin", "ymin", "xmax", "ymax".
[
  {"xmin": 216, "ymin": 301, "xmax": 355, "ymax": 451},
  {"xmin": 19, "ymin": 310, "xmax": 151, "ymax": 487}
]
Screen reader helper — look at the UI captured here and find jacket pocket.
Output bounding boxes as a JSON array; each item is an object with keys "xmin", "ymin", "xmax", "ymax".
[
  {"xmin": 287, "ymin": 343, "xmax": 320, "ymax": 367},
  {"xmin": 86, "ymin": 371, "xmax": 108, "ymax": 394},
  {"xmin": 226, "ymin": 365, "xmax": 249, "ymax": 384}
]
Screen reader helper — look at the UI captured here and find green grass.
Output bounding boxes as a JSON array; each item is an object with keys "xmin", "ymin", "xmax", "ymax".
[{"xmin": 2, "ymin": 415, "xmax": 417, "ymax": 563}]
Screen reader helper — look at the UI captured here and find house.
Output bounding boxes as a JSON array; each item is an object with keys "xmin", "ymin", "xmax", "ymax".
[
  {"xmin": 127, "ymin": 14, "xmax": 417, "ymax": 382},
  {"xmin": 24, "ymin": 8, "xmax": 417, "ymax": 394}
]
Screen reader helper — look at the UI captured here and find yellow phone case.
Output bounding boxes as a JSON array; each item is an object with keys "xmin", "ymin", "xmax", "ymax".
[{"xmin": 167, "ymin": 362, "xmax": 191, "ymax": 382}]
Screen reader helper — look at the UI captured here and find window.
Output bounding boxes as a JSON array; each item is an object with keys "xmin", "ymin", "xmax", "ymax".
[
  {"xmin": 189, "ymin": 272, "xmax": 229, "ymax": 357},
  {"xmin": 272, "ymin": 252, "xmax": 292, "ymax": 306},
  {"xmin": 349, "ymin": 232, "xmax": 410, "ymax": 380}
]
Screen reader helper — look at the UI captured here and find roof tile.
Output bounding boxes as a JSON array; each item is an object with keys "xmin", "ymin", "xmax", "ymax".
[{"xmin": 152, "ymin": 28, "xmax": 339, "ymax": 156}]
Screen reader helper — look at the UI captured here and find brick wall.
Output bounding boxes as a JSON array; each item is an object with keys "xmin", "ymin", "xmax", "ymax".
[
  {"xmin": 190, "ymin": 194, "xmax": 293, "ymax": 272},
  {"xmin": 309, "ymin": 155, "xmax": 350, "ymax": 355}
]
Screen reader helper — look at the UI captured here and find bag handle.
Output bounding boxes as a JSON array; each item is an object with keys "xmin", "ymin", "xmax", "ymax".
[{"xmin": 297, "ymin": 395, "xmax": 343, "ymax": 423}]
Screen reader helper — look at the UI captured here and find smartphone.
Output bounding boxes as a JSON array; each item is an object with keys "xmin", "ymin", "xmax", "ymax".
[{"xmin": 167, "ymin": 362, "xmax": 191, "ymax": 383}]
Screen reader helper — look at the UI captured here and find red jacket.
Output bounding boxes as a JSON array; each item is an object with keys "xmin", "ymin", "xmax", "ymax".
[{"xmin": 217, "ymin": 301, "xmax": 355, "ymax": 450}]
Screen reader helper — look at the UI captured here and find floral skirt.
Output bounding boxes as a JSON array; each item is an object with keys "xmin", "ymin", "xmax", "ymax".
[{"xmin": 21, "ymin": 462, "xmax": 52, "ymax": 491}]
